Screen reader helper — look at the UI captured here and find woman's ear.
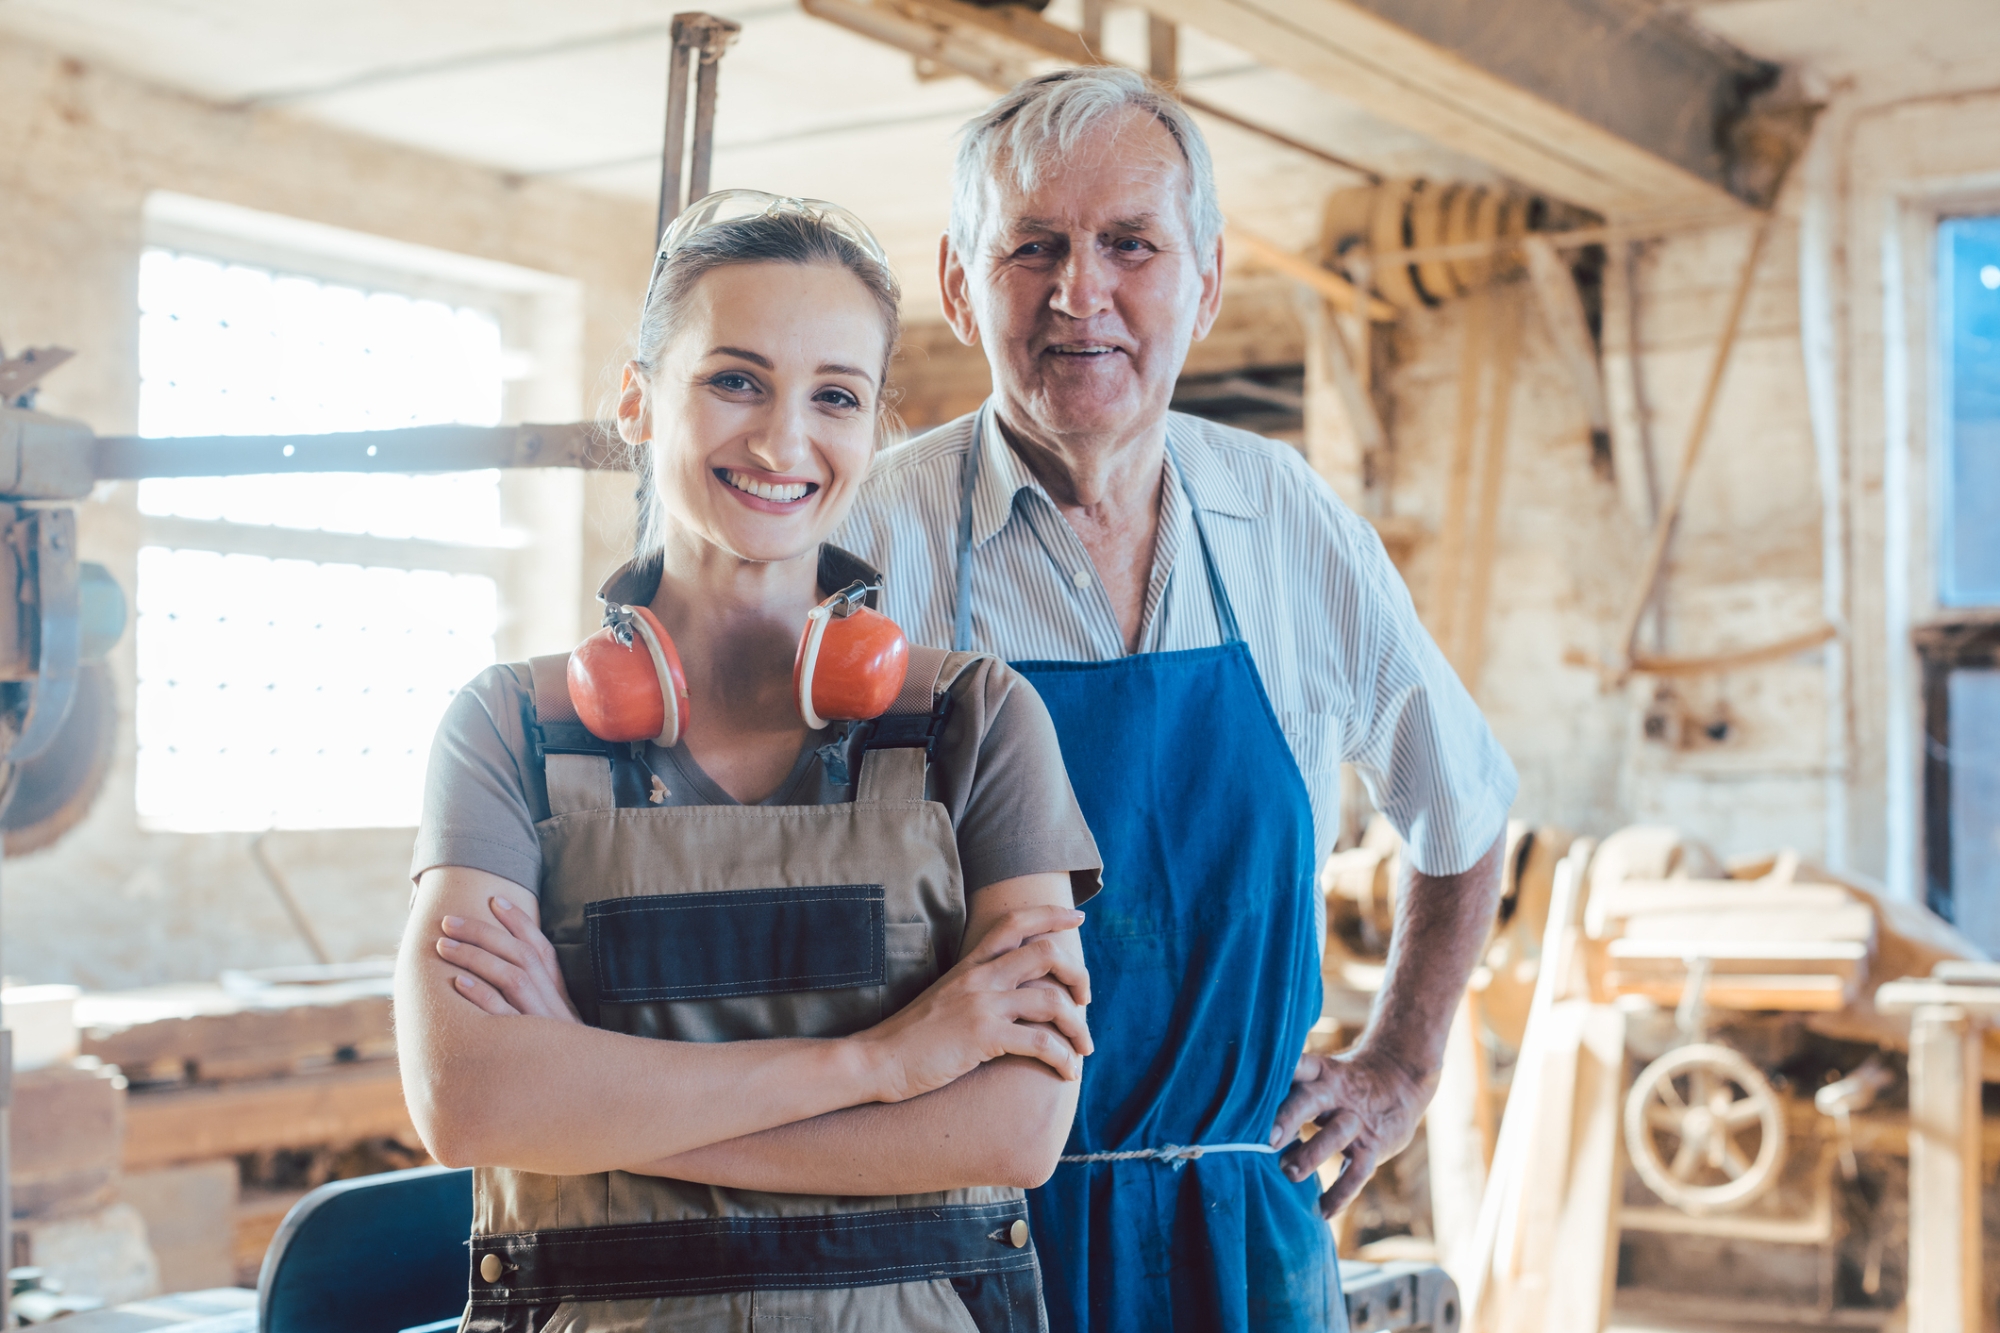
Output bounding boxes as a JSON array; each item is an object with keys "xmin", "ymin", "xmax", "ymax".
[{"xmin": 615, "ymin": 361, "xmax": 651, "ymax": 447}]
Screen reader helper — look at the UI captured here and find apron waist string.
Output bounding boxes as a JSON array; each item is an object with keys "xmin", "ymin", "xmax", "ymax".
[{"xmin": 1058, "ymin": 1143, "xmax": 1280, "ymax": 1171}]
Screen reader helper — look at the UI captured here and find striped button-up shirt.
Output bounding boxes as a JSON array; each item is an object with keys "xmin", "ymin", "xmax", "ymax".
[{"xmin": 835, "ymin": 404, "xmax": 1518, "ymax": 877}]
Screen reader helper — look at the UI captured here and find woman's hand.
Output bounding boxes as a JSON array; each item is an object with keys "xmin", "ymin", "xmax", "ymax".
[
  {"xmin": 852, "ymin": 904, "xmax": 1093, "ymax": 1103},
  {"xmin": 437, "ymin": 895, "xmax": 583, "ymax": 1024}
]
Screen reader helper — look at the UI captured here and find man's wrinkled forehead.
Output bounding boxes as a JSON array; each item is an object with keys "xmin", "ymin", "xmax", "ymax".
[{"xmin": 978, "ymin": 114, "xmax": 1193, "ymax": 246}]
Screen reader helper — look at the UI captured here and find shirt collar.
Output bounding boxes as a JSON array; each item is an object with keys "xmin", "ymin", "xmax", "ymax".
[
  {"xmin": 967, "ymin": 399, "xmax": 1038, "ymax": 550},
  {"xmin": 1163, "ymin": 414, "xmax": 1263, "ymax": 520},
  {"xmin": 971, "ymin": 404, "xmax": 1263, "ymax": 547}
]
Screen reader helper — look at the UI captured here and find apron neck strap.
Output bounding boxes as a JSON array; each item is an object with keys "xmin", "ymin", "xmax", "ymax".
[
  {"xmin": 952, "ymin": 409, "xmax": 981, "ymax": 653},
  {"xmin": 1163, "ymin": 425, "xmax": 1244, "ymax": 645},
  {"xmin": 951, "ymin": 406, "xmax": 1243, "ymax": 651}
]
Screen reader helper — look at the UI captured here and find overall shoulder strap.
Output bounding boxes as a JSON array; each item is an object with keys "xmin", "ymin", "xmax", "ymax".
[
  {"xmin": 854, "ymin": 646, "xmax": 976, "ymax": 802},
  {"xmin": 526, "ymin": 653, "xmax": 614, "ymax": 816}
]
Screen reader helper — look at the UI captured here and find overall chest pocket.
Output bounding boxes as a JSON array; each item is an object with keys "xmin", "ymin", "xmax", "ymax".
[{"xmin": 588, "ymin": 884, "xmax": 887, "ymax": 1003}]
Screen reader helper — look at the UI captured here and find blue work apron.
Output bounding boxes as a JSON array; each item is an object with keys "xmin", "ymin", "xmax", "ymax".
[{"xmin": 951, "ymin": 414, "xmax": 1343, "ymax": 1333}]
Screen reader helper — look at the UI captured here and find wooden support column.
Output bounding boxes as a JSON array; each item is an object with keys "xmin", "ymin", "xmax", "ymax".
[
  {"xmin": 1908, "ymin": 1005, "xmax": 1983, "ymax": 1333},
  {"xmin": 1299, "ymin": 293, "xmax": 1380, "ymax": 512},
  {"xmin": 1426, "ymin": 996, "xmax": 1488, "ymax": 1283},
  {"xmin": 1877, "ymin": 977, "xmax": 2000, "ymax": 1333}
]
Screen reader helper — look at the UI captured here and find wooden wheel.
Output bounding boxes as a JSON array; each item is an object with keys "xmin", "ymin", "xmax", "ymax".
[
  {"xmin": 1443, "ymin": 184, "xmax": 1486, "ymax": 293},
  {"xmin": 1369, "ymin": 178, "xmax": 1425, "ymax": 312},
  {"xmin": 1409, "ymin": 180, "xmax": 1460, "ymax": 304},
  {"xmin": 1624, "ymin": 1043, "xmax": 1786, "ymax": 1215},
  {"xmin": 1453, "ymin": 187, "xmax": 1505, "ymax": 292}
]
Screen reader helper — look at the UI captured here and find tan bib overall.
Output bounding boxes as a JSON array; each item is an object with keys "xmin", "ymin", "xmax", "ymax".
[{"xmin": 462, "ymin": 646, "xmax": 1048, "ymax": 1333}]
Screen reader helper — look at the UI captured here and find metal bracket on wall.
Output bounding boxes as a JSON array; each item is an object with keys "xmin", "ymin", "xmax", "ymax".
[{"xmin": 0, "ymin": 345, "xmax": 75, "ymax": 410}]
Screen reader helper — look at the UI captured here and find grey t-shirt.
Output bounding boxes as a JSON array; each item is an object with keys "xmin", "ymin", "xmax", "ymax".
[{"xmin": 411, "ymin": 650, "xmax": 1102, "ymax": 903}]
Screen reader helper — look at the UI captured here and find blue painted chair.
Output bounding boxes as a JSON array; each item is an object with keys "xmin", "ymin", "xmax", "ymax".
[{"xmin": 256, "ymin": 1164, "xmax": 473, "ymax": 1333}]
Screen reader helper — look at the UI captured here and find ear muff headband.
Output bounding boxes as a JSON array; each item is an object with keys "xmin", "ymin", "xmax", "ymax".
[
  {"xmin": 796, "ymin": 604, "xmax": 835, "ymax": 731},
  {"xmin": 626, "ymin": 609, "xmax": 683, "ymax": 748}
]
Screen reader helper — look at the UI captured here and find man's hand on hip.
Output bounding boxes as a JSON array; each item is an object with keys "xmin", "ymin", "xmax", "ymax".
[
  {"xmin": 1267, "ymin": 828, "xmax": 1507, "ymax": 1219},
  {"xmin": 1270, "ymin": 1048, "xmax": 1432, "ymax": 1217}
]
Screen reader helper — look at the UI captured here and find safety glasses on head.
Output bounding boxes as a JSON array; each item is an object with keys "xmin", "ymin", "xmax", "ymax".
[{"xmin": 640, "ymin": 189, "xmax": 891, "ymax": 316}]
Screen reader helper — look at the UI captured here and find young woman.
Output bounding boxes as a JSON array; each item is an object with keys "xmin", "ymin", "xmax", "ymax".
[{"xmin": 396, "ymin": 191, "xmax": 1102, "ymax": 1333}]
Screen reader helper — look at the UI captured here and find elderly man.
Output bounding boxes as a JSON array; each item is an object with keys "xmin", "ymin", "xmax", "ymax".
[{"xmin": 835, "ymin": 67, "xmax": 1518, "ymax": 1332}]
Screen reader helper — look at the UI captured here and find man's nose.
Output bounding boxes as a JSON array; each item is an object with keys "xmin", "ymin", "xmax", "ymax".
[{"xmin": 1049, "ymin": 244, "xmax": 1116, "ymax": 319}]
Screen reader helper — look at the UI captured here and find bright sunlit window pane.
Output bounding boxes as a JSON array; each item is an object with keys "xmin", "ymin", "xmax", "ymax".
[
  {"xmin": 133, "ymin": 244, "xmax": 509, "ymax": 830},
  {"xmin": 135, "ymin": 548, "xmax": 498, "ymax": 831},
  {"xmin": 1940, "ymin": 215, "xmax": 2000, "ymax": 606},
  {"xmin": 136, "ymin": 249, "xmax": 506, "ymax": 546},
  {"xmin": 138, "ymin": 471, "xmax": 505, "ymax": 546}
]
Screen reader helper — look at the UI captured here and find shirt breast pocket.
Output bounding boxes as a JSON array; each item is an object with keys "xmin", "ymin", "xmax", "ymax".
[{"xmin": 1277, "ymin": 710, "xmax": 1343, "ymax": 789}]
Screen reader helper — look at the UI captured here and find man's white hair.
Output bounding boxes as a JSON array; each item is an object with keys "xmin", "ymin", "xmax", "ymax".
[{"xmin": 949, "ymin": 67, "xmax": 1224, "ymax": 271}]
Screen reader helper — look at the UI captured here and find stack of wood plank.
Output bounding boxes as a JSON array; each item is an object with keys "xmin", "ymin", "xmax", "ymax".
[
  {"xmin": 1583, "ymin": 860, "xmax": 1877, "ymax": 1013},
  {"xmin": 66, "ymin": 961, "xmax": 419, "ymax": 1287},
  {"xmin": 6, "ymin": 982, "xmax": 159, "ymax": 1309},
  {"xmin": 77, "ymin": 962, "xmax": 409, "ymax": 1173},
  {"xmin": 1456, "ymin": 827, "xmax": 1990, "ymax": 1333}
]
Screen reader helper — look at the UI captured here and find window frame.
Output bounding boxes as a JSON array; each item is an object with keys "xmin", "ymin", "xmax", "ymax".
[
  {"xmin": 1914, "ymin": 616, "xmax": 2000, "ymax": 930},
  {"xmin": 131, "ymin": 192, "xmax": 586, "ymax": 831}
]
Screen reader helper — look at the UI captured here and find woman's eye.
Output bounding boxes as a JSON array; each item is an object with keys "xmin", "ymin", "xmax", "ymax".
[
  {"xmin": 815, "ymin": 387, "xmax": 861, "ymax": 410},
  {"xmin": 710, "ymin": 371, "xmax": 756, "ymax": 393}
]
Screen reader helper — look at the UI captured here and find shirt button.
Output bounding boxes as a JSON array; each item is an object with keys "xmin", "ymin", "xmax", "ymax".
[
  {"xmin": 1071, "ymin": 569, "xmax": 1091, "ymax": 589},
  {"xmin": 1010, "ymin": 1219, "xmax": 1029, "ymax": 1248},
  {"xmin": 479, "ymin": 1253, "xmax": 504, "ymax": 1284}
]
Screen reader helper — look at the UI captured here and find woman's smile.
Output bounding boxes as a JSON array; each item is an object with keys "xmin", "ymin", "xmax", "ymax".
[{"xmin": 715, "ymin": 466, "xmax": 820, "ymax": 512}]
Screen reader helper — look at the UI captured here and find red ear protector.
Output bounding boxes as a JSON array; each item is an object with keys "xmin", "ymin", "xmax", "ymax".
[
  {"xmin": 567, "ymin": 581, "xmax": 909, "ymax": 745},
  {"xmin": 569, "ymin": 603, "xmax": 691, "ymax": 747},
  {"xmin": 792, "ymin": 581, "xmax": 909, "ymax": 730}
]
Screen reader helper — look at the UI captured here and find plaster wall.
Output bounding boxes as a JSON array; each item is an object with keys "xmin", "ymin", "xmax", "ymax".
[
  {"xmin": 0, "ymin": 35, "xmax": 654, "ymax": 988},
  {"xmin": 1351, "ymin": 201, "xmax": 1833, "ymax": 860}
]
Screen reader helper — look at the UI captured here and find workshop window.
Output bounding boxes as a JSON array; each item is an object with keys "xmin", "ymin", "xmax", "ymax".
[
  {"xmin": 1938, "ymin": 215, "xmax": 2000, "ymax": 607},
  {"xmin": 134, "ymin": 249, "xmax": 513, "ymax": 832},
  {"xmin": 1920, "ymin": 213, "xmax": 2000, "ymax": 953}
]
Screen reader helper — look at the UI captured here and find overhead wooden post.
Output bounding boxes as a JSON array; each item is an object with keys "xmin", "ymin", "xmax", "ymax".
[
  {"xmin": 1876, "ymin": 978, "xmax": 1999, "ymax": 1333},
  {"xmin": 1299, "ymin": 293, "xmax": 1383, "ymax": 512},
  {"xmin": 656, "ymin": 12, "xmax": 743, "ymax": 240},
  {"xmin": 1147, "ymin": 14, "xmax": 1178, "ymax": 85}
]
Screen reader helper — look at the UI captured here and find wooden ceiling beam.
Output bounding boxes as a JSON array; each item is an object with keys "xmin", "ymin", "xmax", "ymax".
[
  {"xmin": 1140, "ymin": 0, "xmax": 1777, "ymax": 217},
  {"xmin": 797, "ymin": 0, "xmax": 1376, "ymax": 180}
]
